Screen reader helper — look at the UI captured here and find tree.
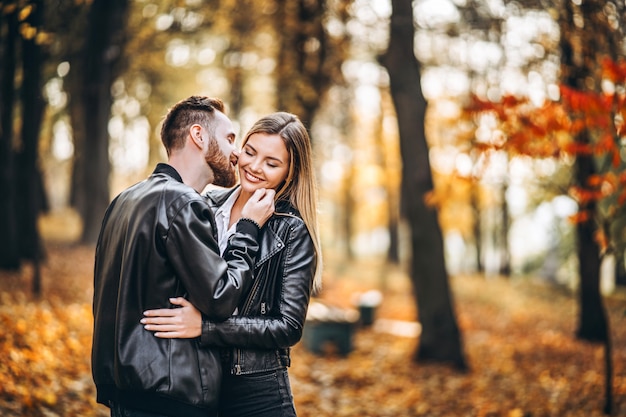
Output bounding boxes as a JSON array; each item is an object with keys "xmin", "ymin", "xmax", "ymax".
[
  {"xmin": 273, "ymin": 0, "xmax": 352, "ymax": 128},
  {"xmin": 381, "ymin": 0, "xmax": 466, "ymax": 369},
  {"xmin": 466, "ymin": 38, "xmax": 626, "ymax": 414},
  {"xmin": 16, "ymin": 0, "xmax": 48, "ymax": 295},
  {"xmin": 558, "ymin": 0, "xmax": 620, "ymax": 346},
  {"xmin": 0, "ymin": 1, "xmax": 48, "ymax": 295},
  {"xmin": 0, "ymin": 2, "xmax": 20, "ymax": 270},
  {"xmin": 69, "ymin": 0, "xmax": 130, "ymax": 244},
  {"xmin": 559, "ymin": 0, "xmax": 625, "ymax": 403}
]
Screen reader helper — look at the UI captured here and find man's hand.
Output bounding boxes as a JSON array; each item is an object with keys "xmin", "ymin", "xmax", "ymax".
[
  {"xmin": 240, "ymin": 188, "xmax": 275, "ymax": 227},
  {"xmin": 141, "ymin": 297, "xmax": 202, "ymax": 338}
]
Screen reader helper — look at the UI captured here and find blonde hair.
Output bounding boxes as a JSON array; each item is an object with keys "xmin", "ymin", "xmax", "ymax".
[{"xmin": 242, "ymin": 112, "xmax": 323, "ymax": 293}]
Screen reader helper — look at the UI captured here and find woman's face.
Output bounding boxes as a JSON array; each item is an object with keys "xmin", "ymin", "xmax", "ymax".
[{"xmin": 238, "ymin": 132, "xmax": 290, "ymax": 194}]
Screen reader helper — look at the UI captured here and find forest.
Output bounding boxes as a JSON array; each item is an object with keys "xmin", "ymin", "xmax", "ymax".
[{"xmin": 0, "ymin": 0, "xmax": 625, "ymax": 416}]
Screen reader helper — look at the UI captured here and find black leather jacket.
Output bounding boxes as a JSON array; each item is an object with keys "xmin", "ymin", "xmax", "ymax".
[
  {"xmin": 200, "ymin": 187, "xmax": 317, "ymax": 375},
  {"xmin": 92, "ymin": 164, "xmax": 260, "ymax": 417}
]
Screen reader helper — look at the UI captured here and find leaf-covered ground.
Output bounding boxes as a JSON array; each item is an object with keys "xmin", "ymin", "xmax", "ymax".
[{"xmin": 0, "ymin": 243, "xmax": 624, "ymax": 417}]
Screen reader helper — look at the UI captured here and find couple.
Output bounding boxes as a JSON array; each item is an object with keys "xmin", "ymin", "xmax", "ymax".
[{"xmin": 92, "ymin": 95, "xmax": 322, "ymax": 417}]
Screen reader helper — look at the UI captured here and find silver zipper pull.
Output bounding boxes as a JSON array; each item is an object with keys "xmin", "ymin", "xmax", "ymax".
[
  {"xmin": 261, "ymin": 302, "xmax": 266, "ymax": 314},
  {"xmin": 235, "ymin": 364, "xmax": 242, "ymax": 375}
]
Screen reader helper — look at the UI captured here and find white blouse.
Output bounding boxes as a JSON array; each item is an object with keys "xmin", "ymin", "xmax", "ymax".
[{"xmin": 213, "ymin": 188, "xmax": 241, "ymax": 256}]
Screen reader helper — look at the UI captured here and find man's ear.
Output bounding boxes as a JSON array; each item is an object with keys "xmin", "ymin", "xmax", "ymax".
[{"xmin": 190, "ymin": 124, "xmax": 204, "ymax": 149}]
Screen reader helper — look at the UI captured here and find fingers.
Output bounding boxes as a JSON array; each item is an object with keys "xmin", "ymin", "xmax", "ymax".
[
  {"xmin": 144, "ymin": 323, "xmax": 180, "ymax": 332},
  {"xmin": 241, "ymin": 188, "xmax": 276, "ymax": 227},
  {"xmin": 257, "ymin": 188, "xmax": 276, "ymax": 202},
  {"xmin": 153, "ymin": 331, "xmax": 179, "ymax": 339},
  {"xmin": 142, "ymin": 297, "xmax": 189, "ymax": 317},
  {"xmin": 144, "ymin": 323, "xmax": 198, "ymax": 339},
  {"xmin": 169, "ymin": 297, "xmax": 191, "ymax": 307},
  {"xmin": 141, "ymin": 316, "xmax": 177, "ymax": 325},
  {"xmin": 142, "ymin": 308, "xmax": 176, "ymax": 317},
  {"xmin": 250, "ymin": 188, "xmax": 266, "ymax": 201}
]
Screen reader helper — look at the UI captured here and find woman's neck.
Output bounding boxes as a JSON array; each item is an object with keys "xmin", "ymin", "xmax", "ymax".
[{"xmin": 229, "ymin": 189, "xmax": 253, "ymax": 228}]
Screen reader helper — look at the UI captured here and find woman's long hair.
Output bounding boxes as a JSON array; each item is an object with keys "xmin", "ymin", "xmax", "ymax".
[{"xmin": 242, "ymin": 112, "xmax": 323, "ymax": 293}]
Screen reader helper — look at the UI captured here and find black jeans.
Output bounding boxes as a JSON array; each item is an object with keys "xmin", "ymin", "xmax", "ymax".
[{"xmin": 219, "ymin": 368, "xmax": 297, "ymax": 417}]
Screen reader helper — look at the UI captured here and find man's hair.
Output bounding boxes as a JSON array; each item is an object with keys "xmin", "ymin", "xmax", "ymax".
[{"xmin": 160, "ymin": 96, "xmax": 225, "ymax": 155}]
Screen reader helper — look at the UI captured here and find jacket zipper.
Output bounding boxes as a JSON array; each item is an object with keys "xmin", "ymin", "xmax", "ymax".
[
  {"xmin": 232, "ymin": 211, "xmax": 294, "ymax": 376},
  {"xmin": 234, "ymin": 268, "xmax": 264, "ymax": 375}
]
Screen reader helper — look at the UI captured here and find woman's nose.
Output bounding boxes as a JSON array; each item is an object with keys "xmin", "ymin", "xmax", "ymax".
[{"xmin": 249, "ymin": 159, "xmax": 262, "ymax": 172}]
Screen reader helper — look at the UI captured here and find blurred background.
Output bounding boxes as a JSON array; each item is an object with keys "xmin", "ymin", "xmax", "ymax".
[{"xmin": 1, "ymin": 0, "xmax": 625, "ymax": 416}]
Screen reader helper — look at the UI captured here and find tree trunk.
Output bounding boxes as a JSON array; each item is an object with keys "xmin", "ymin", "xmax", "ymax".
[
  {"xmin": 375, "ymin": 90, "xmax": 400, "ymax": 264},
  {"xmin": 274, "ymin": 0, "xmax": 351, "ymax": 131},
  {"xmin": 382, "ymin": 0, "xmax": 466, "ymax": 369},
  {"xmin": 18, "ymin": 0, "xmax": 48, "ymax": 296},
  {"xmin": 0, "ymin": 5, "xmax": 20, "ymax": 270},
  {"xmin": 559, "ymin": 0, "xmax": 610, "ymax": 344},
  {"xmin": 471, "ymin": 183, "xmax": 483, "ymax": 273},
  {"xmin": 341, "ymin": 148, "xmax": 356, "ymax": 261},
  {"xmin": 274, "ymin": 0, "xmax": 322, "ymax": 126},
  {"xmin": 499, "ymin": 181, "xmax": 511, "ymax": 276},
  {"xmin": 74, "ymin": 0, "xmax": 129, "ymax": 244},
  {"xmin": 386, "ymin": 189, "xmax": 400, "ymax": 265},
  {"xmin": 559, "ymin": 0, "xmax": 613, "ymax": 412},
  {"xmin": 573, "ymin": 150, "xmax": 607, "ymax": 341}
]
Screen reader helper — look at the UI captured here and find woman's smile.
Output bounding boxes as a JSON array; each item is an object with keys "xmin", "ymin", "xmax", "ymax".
[{"xmin": 243, "ymin": 170, "xmax": 264, "ymax": 183}]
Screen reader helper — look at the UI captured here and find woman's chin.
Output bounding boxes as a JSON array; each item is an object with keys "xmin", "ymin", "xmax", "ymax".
[{"xmin": 240, "ymin": 182, "xmax": 264, "ymax": 194}]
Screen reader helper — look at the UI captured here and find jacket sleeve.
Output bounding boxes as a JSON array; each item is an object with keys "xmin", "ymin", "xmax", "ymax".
[
  {"xmin": 199, "ymin": 219, "xmax": 316, "ymax": 349},
  {"xmin": 165, "ymin": 196, "xmax": 260, "ymax": 321}
]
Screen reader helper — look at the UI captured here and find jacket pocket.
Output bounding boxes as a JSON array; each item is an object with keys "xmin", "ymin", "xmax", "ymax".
[{"xmin": 168, "ymin": 339, "xmax": 221, "ymax": 407}]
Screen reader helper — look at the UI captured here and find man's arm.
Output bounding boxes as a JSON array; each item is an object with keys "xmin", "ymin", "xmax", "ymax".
[{"xmin": 164, "ymin": 188, "xmax": 275, "ymax": 321}]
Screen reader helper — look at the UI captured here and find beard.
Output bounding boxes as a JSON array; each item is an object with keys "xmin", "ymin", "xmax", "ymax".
[{"xmin": 206, "ymin": 139, "xmax": 237, "ymax": 188}]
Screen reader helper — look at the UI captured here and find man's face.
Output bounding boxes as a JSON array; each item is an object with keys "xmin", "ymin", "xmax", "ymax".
[{"xmin": 205, "ymin": 112, "xmax": 238, "ymax": 188}]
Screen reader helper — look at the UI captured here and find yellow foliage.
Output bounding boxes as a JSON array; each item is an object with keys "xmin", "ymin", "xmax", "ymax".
[{"xmin": 0, "ymin": 246, "xmax": 624, "ymax": 416}]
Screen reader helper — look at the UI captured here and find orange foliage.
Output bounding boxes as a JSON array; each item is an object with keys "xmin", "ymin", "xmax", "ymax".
[
  {"xmin": 601, "ymin": 57, "xmax": 626, "ymax": 83},
  {"xmin": 1, "ymin": 246, "xmax": 625, "ymax": 417},
  {"xmin": 467, "ymin": 57, "xmax": 626, "ymax": 230}
]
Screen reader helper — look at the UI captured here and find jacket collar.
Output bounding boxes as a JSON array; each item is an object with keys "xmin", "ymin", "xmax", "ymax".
[
  {"xmin": 153, "ymin": 163, "xmax": 183, "ymax": 183},
  {"xmin": 206, "ymin": 186, "xmax": 238, "ymax": 207},
  {"xmin": 206, "ymin": 186, "xmax": 299, "ymax": 217}
]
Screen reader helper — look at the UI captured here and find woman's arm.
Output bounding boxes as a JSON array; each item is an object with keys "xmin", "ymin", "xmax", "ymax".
[
  {"xmin": 142, "ymin": 219, "xmax": 317, "ymax": 350},
  {"xmin": 199, "ymin": 220, "xmax": 317, "ymax": 349}
]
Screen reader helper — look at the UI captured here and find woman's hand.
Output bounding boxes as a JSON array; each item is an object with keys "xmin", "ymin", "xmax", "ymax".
[{"xmin": 141, "ymin": 297, "xmax": 202, "ymax": 338}]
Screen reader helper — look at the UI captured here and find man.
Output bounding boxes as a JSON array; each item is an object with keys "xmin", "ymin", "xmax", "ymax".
[{"xmin": 92, "ymin": 96, "xmax": 275, "ymax": 417}]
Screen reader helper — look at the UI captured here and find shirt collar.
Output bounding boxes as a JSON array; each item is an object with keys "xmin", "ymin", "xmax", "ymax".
[{"xmin": 215, "ymin": 187, "xmax": 241, "ymax": 219}]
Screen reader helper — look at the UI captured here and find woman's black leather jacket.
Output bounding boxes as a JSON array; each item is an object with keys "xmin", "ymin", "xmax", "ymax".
[{"xmin": 200, "ymin": 187, "xmax": 317, "ymax": 375}]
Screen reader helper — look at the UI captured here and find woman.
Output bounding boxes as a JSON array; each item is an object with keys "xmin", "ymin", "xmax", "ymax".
[{"xmin": 142, "ymin": 112, "xmax": 322, "ymax": 417}]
